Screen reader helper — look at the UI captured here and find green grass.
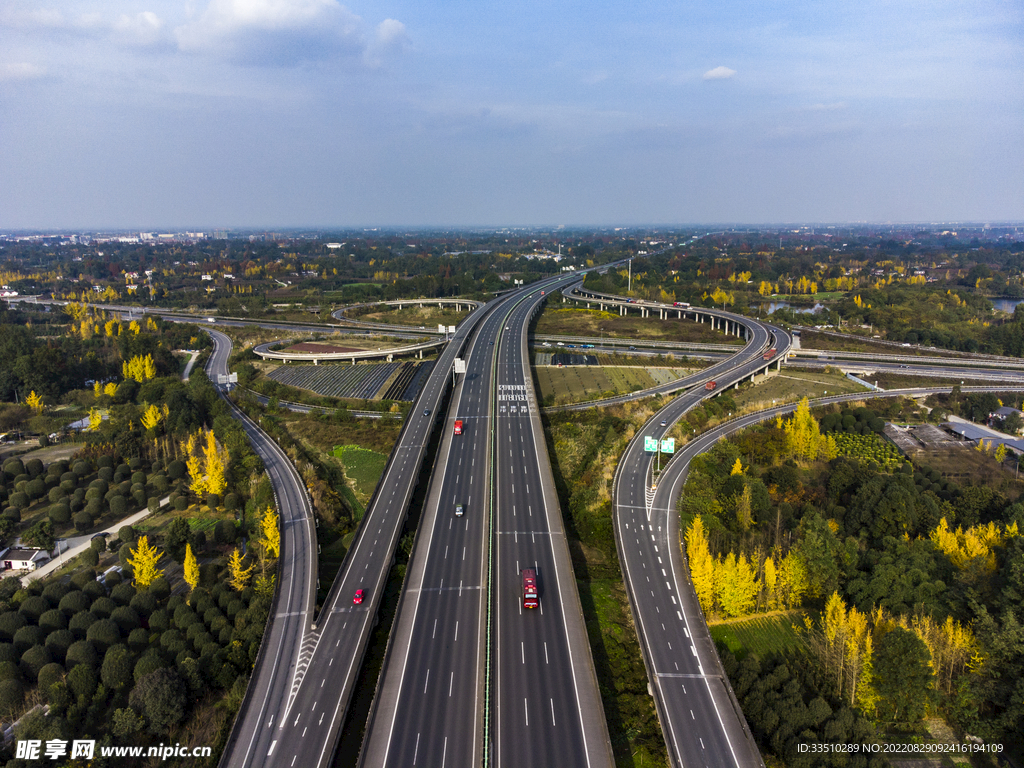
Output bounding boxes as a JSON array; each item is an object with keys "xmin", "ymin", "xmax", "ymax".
[
  {"xmin": 332, "ymin": 445, "xmax": 388, "ymax": 506},
  {"xmin": 709, "ymin": 612, "xmax": 806, "ymax": 660},
  {"xmin": 534, "ymin": 365, "xmax": 662, "ymax": 405}
]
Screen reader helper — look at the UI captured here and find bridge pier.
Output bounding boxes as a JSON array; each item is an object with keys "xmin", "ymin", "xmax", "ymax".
[
  {"xmin": 419, "ymin": 349, "xmax": 423, "ymax": 359},
  {"xmin": 313, "ymin": 358, "xmax": 318, "ymax": 366}
]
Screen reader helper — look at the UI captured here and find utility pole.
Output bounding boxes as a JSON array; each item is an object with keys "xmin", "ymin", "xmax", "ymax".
[{"xmin": 628, "ymin": 258, "xmax": 632, "ymax": 294}]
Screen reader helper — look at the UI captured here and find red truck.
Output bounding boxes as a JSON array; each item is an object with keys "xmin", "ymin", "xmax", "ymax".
[
  {"xmin": 763, "ymin": 348, "xmax": 777, "ymax": 361},
  {"xmin": 705, "ymin": 381, "xmax": 717, "ymax": 391},
  {"xmin": 522, "ymin": 569, "xmax": 539, "ymax": 609},
  {"xmin": 673, "ymin": 301, "xmax": 690, "ymax": 308},
  {"xmin": 454, "ymin": 420, "xmax": 463, "ymax": 436}
]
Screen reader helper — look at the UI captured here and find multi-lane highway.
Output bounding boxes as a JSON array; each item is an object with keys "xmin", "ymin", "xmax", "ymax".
[
  {"xmin": 611, "ymin": 308, "xmax": 786, "ymax": 768},
  {"xmin": 360, "ymin": 278, "xmax": 614, "ymax": 768},
  {"xmin": 220, "ymin": 295, "xmax": 497, "ymax": 767}
]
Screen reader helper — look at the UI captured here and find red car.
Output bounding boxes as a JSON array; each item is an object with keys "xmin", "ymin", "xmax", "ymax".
[{"xmin": 353, "ymin": 589, "xmax": 364, "ymax": 605}]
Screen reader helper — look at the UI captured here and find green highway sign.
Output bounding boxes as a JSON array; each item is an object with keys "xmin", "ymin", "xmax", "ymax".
[
  {"xmin": 660, "ymin": 438, "xmax": 675, "ymax": 454},
  {"xmin": 644, "ymin": 436, "xmax": 658, "ymax": 452}
]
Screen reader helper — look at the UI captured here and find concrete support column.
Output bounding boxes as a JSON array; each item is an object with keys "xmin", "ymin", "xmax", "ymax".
[
  {"xmin": 419, "ymin": 349, "xmax": 423, "ymax": 359},
  {"xmin": 314, "ymin": 358, "xmax": 318, "ymax": 366}
]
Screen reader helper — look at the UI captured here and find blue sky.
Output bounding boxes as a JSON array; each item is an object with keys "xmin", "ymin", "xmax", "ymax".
[{"xmin": 1, "ymin": 0, "xmax": 1021, "ymax": 229}]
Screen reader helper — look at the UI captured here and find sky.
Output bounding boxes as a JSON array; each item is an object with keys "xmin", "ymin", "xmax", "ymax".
[{"xmin": 1, "ymin": 0, "xmax": 1021, "ymax": 229}]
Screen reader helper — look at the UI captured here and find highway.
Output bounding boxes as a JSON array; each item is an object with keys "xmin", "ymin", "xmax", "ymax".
[
  {"xmin": 611, "ymin": 310, "xmax": 785, "ymax": 768},
  {"xmin": 205, "ymin": 329, "xmax": 319, "ymax": 768},
  {"xmin": 360, "ymin": 276, "xmax": 614, "ymax": 768},
  {"xmin": 220, "ymin": 298, "xmax": 496, "ymax": 767}
]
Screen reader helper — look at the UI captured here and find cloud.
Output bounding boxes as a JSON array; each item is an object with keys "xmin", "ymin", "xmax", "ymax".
[
  {"xmin": 703, "ymin": 66, "xmax": 736, "ymax": 80},
  {"xmin": 174, "ymin": 0, "xmax": 366, "ymax": 65},
  {"xmin": 113, "ymin": 12, "xmax": 165, "ymax": 47},
  {"xmin": 0, "ymin": 62, "xmax": 46, "ymax": 82}
]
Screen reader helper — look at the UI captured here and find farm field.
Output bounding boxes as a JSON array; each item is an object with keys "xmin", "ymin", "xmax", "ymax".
[
  {"xmin": 265, "ymin": 360, "xmax": 434, "ymax": 401},
  {"xmin": 708, "ymin": 612, "xmax": 806, "ymax": 660},
  {"xmin": 534, "ymin": 365, "xmax": 692, "ymax": 406},
  {"xmin": 533, "ymin": 306, "xmax": 744, "ymax": 345}
]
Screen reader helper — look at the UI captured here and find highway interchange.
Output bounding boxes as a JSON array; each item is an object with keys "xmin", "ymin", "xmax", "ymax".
[{"xmin": 16, "ymin": 285, "xmax": 1023, "ymax": 768}]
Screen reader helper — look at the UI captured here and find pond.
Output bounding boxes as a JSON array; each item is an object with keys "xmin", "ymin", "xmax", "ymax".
[
  {"xmin": 764, "ymin": 302, "xmax": 826, "ymax": 315},
  {"xmin": 991, "ymin": 298, "xmax": 1024, "ymax": 313}
]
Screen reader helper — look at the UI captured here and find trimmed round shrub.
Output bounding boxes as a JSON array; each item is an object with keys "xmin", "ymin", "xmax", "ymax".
[
  {"xmin": 73, "ymin": 511, "xmax": 94, "ymax": 533},
  {"xmin": 118, "ymin": 526, "xmax": 136, "ymax": 545},
  {"xmin": 148, "ymin": 609, "xmax": 170, "ymax": 634},
  {"xmin": 25, "ymin": 478, "xmax": 46, "ymax": 500},
  {"xmin": 131, "ymin": 471, "xmax": 146, "ymax": 486},
  {"xmin": 129, "ymin": 592, "xmax": 155, "ymax": 618},
  {"xmin": 110, "ymin": 606, "xmax": 140, "ymax": 634},
  {"xmin": 37, "ymin": 662, "xmax": 64, "ymax": 694},
  {"xmin": 223, "ymin": 493, "xmax": 239, "ymax": 511},
  {"xmin": 174, "ymin": 496, "xmax": 188, "ymax": 511},
  {"xmin": 90, "ymin": 537, "xmax": 106, "ymax": 553},
  {"xmin": 85, "ymin": 499, "xmax": 103, "ymax": 517},
  {"xmin": 60, "ymin": 471, "xmax": 76, "ymax": 485},
  {"xmin": 58, "ymin": 590, "xmax": 91, "ymax": 616},
  {"xmin": 127, "ymin": 628, "xmax": 150, "ymax": 652},
  {"xmin": 65, "ymin": 639, "xmax": 98, "ymax": 669},
  {"xmin": 167, "ymin": 460, "xmax": 186, "ymax": 481},
  {"xmin": 206, "ymin": 493, "xmax": 221, "ymax": 509},
  {"xmin": 152, "ymin": 475, "xmax": 169, "ymax": 494},
  {"xmin": 41, "ymin": 583, "xmax": 71, "ymax": 605},
  {"xmin": 149, "ymin": 578, "xmax": 170, "ymax": 602},
  {"xmin": 133, "ymin": 652, "xmax": 166, "ymax": 682},
  {"xmin": 48, "ymin": 504, "xmax": 71, "ymax": 524},
  {"xmin": 2, "ymin": 459, "xmax": 25, "ymax": 477},
  {"xmin": 47, "ymin": 486, "xmax": 66, "ymax": 504},
  {"xmin": 24, "ymin": 459, "xmax": 43, "ymax": 479},
  {"xmin": 13, "ymin": 625, "xmax": 46, "ymax": 654},
  {"xmin": 87, "ymin": 618, "xmax": 121, "ymax": 654},
  {"xmin": 44, "ymin": 630, "xmax": 75, "ymax": 663},
  {"xmin": 0, "ymin": 644, "xmax": 17, "ymax": 664},
  {"xmin": 67, "ymin": 663, "xmax": 97, "ymax": 699},
  {"xmin": 120, "ymin": 481, "xmax": 133, "ymax": 496},
  {"xmin": 81, "ymin": 548, "xmax": 99, "ymax": 568},
  {"xmin": 38, "ymin": 609, "xmax": 68, "ymax": 635},
  {"xmin": 101, "ymin": 644, "xmax": 133, "ymax": 691},
  {"xmin": 59, "ymin": 479, "xmax": 76, "ymax": 493},
  {"xmin": 7, "ymin": 493, "xmax": 28, "ymax": 510},
  {"xmin": 0, "ymin": 612, "xmax": 28, "ymax": 642},
  {"xmin": 72, "ymin": 460, "xmax": 90, "ymax": 477},
  {"xmin": 68, "ymin": 612, "xmax": 98, "ymax": 639},
  {"xmin": 2, "ymin": 508, "xmax": 20, "ymax": 524},
  {"xmin": 0, "ymin": 661, "xmax": 20, "ymax": 681},
  {"xmin": 109, "ymin": 495, "xmax": 127, "ymax": 517},
  {"xmin": 105, "ymin": 571, "xmax": 123, "ymax": 588},
  {"xmin": 218, "ymin": 626, "xmax": 233, "ymax": 646},
  {"xmin": 82, "ymin": 581, "xmax": 105, "ymax": 601},
  {"xmin": 89, "ymin": 478, "xmax": 108, "ymax": 495},
  {"xmin": 20, "ymin": 645, "xmax": 52, "ymax": 682},
  {"xmin": 18, "ymin": 596, "xmax": 51, "ymax": 624},
  {"xmin": 98, "ymin": 466, "xmax": 114, "ymax": 482},
  {"xmin": 133, "ymin": 489, "xmax": 147, "ymax": 507},
  {"xmin": 97, "ymin": 456, "xmax": 114, "ymax": 470},
  {"xmin": 90, "ymin": 597, "xmax": 117, "ymax": 619},
  {"xmin": 214, "ymin": 520, "xmax": 236, "ymax": 545},
  {"xmin": 128, "ymin": 457, "xmax": 142, "ymax": 471},
  {"xmin": 110, "ymin": 582, "xmax": 135, "ymax": 606}
]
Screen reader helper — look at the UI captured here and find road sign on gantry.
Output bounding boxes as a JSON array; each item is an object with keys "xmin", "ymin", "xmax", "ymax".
[
  {"xmin": 660, "ymin": 438, "xmax": 675, "ymax": 454},
  {"xmin": 644, "ymin": 436, "xmax": 658, "ymax": 452},
  {"xmin": 438, "ymin": 324, "xmax": 446, "ymax": 334},
  {"xmin": 454, "ymin": 358, "xmax": 467, "ymax": 374}
]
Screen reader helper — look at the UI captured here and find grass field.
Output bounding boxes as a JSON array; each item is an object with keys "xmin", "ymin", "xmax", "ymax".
[
  {"xmin": 348, "ymin": 305, "xmax": 470, "ymax": 327},
  {"xmin": 730, "ymin": 368, "xmax": 870, "ymax": 414},
  {"xmin": 708, "ymin": 612, "xmax": 806, "ymax": 660},
  {"xmin": 534, "ymin": 306, "xmax": 744, "ymax": 345},
  {"xmin": 332, "ymin": 444, "xmax": 389, "ymax": 506},
  {"xmin": 534, "ymin": 365, "xmax": 694, "ymax": 405}
]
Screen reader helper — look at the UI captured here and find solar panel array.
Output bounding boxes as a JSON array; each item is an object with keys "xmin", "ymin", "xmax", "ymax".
[{"xmin": 266, "ymin": 361, "xmax": 435, "ymax": 402}]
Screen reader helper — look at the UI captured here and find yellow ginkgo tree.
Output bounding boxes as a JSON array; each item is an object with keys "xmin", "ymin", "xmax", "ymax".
[{"xmin": 128, "ymin": 536, "xmax": 164, "ymax": 589}]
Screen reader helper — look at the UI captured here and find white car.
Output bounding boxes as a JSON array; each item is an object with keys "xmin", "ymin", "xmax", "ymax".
[{"xmin": 455, "ymin": 503, "xmax": 464, "ymax": 517}]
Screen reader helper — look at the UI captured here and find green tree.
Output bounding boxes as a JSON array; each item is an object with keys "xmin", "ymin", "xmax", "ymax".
[
  {"xmin": 873, "ymin": 626, "xmax": 932, "ymax": 724},
  {"xmin": 129, "ymin": 668, "xmax": 187, "ymax": 734}
]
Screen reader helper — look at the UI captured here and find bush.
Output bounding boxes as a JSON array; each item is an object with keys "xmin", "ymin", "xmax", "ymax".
[
  {"xmin": 82, "ymin": 548, "xmax": 99, "ymax": 567},
  {"xmin": 37, "ymin": 662, "xmax": 65, "ymax": 695},
  {"xmin": 47, "ymin": 504, "xmax": 71, "ymax": 524},
  {"xmin": 0, "ymin": 611, "xmax": 28, "ymax": 642},
  {"xmin": 41, "ymin": 583, "xmax": 71, "ymax": 605},
  {"xmin": 174, "ymin": 496, "xmax": 188, "ymax": 511},
  {"xmin": 214, "ymin": 519, "xmax": 236, "ymax": 545},
  {"xmin": 13, "ymin": 625, "xmax": 46, "ymax": 654},
  {"xmin": 118, "ymin": 525, "xmax": 136, "ymax": 545},
  {"xmin": 110, "ymin": 606, "xmax": 140, "ymax": 634},
  {"xmin": 44, "ymin": 631, "xmax": 75, "ymax": 663},
  {"xmin": 25, "ymin": 478, "xmax": 46, "ymax": 500},
  {"xmin": 110, "ymin": 582, "xmax": 135, "ymax": 606},
  {"xmin": 98, "ymin": 466, "xmax": 114, "ymax": 482},
  {"xmin": 206, "ymin": 493, "xmax": 221, "ymax": 509},
  {"xmin": 133, "ymin": 652, "xmax": 166, "ymax": 682},
  {"xmin": 47, "ymin": 486, "xmax": 66, "ymax": 504},
  {"xmin": 65, "ymin": 639, "xmax": 99, "ymax": 670},
  {"xmin": 38, "ymin": 609, "xmax": 68, "ymax": 635},
  {"xmin": 82, "ymin": 580, "xmax": 105, "ymax": 600},
  {"xmin": 224, "ymin": 492, "xmax": 239, "ymax": 511},
  {"xmin": 7, "ymin": 492, "xmax": 27, "ymax": 510},
  {"xmin": 19, "ymin": 645, "xmax": 52, "ymax": 682},
  {"xmin": 109, "ymin": 495, "xmax": 127, "ymax": 517},
  {"xmin": 90, "ymin": 596, "xmax": 117, "ymax": 619},
  {"xmin": 0, "ymin": 644, "xmax": 17, "ymax": 664},
  {"xmin": 167, "ymin": 460, "xmax": 186, "ymax": 480},
  {"xmin": 58, "ymin": 590, "xmax": 91, "ymax": 616},
  {"xmin": 127, "ymin": 628, "xmax": 150, "ymax": 652},
  {"xmin": 68, "ymin": 612, "xmax": 97, "ymax": 639},
  {"xmin": 18, "ymin": 596, "xmax": 51, "ymax": 624},
  {"xmin": 67, "ymin": 663, "xmax": 97, "ymax": 699}
]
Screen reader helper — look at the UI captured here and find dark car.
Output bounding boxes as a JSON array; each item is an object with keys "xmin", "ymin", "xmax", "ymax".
[
  {"xmin": 353, "ymin": 589, "xmax": 364, "ymax": 605},
  {"xmin": 424, "ymin": 409, "xmax": 430, "ymax": 416}
]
